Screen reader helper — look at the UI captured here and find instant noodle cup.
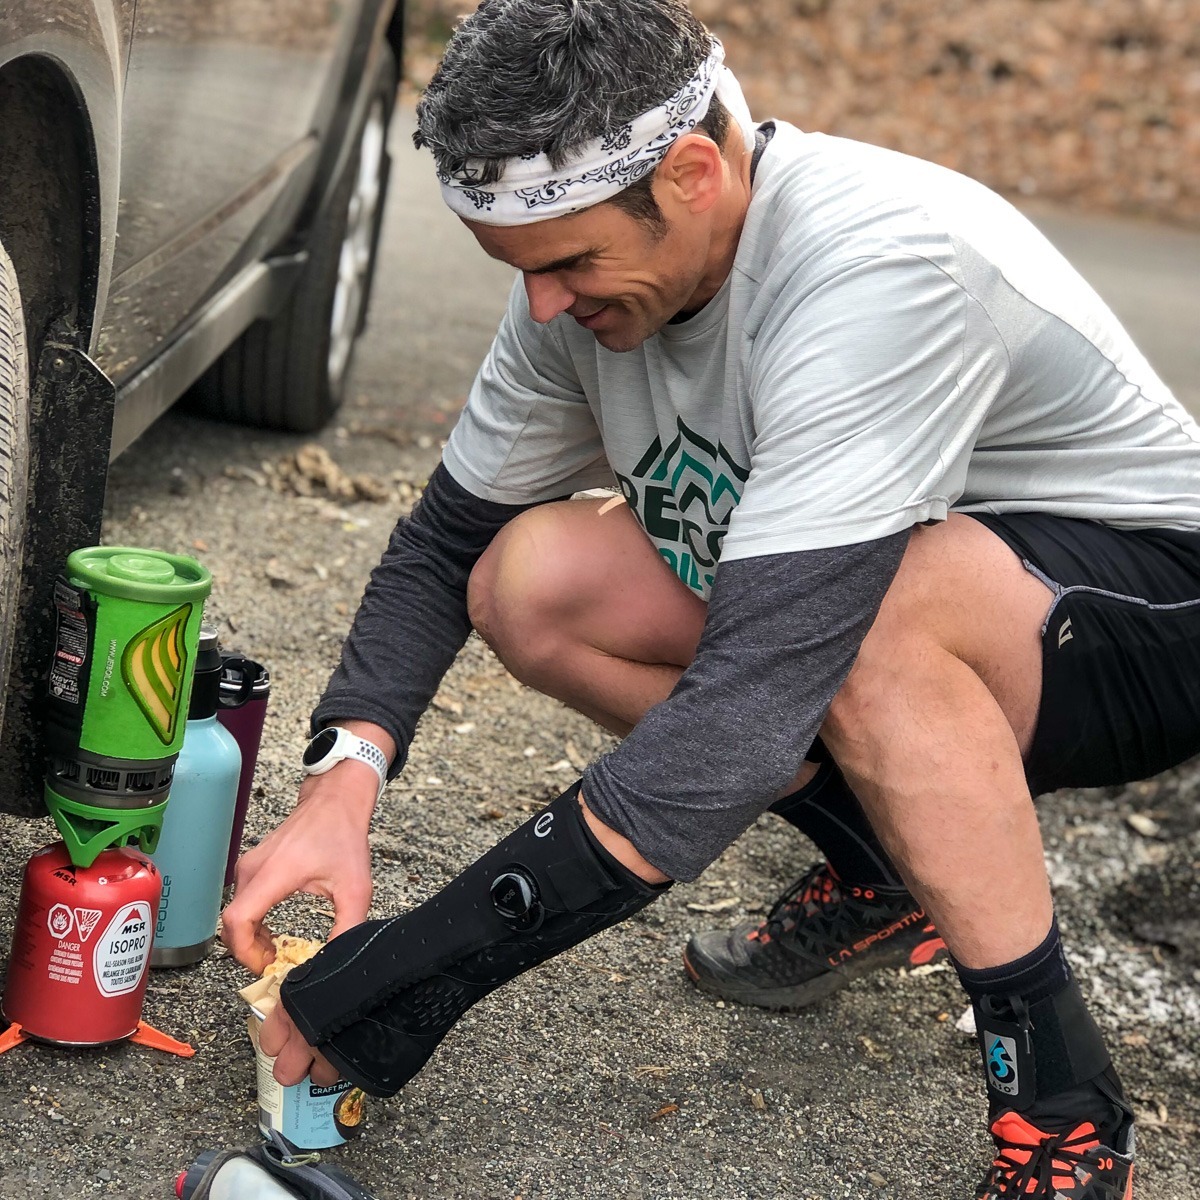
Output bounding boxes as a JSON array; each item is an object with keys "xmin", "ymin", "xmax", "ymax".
[{"xmin": 238, "ymin": 935, "xmax": 366, "ymax": 1151}]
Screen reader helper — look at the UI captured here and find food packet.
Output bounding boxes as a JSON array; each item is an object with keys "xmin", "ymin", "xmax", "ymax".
[{"xmin": 237, "ymin": 934, "xmax": 323, "ymax": 1017}]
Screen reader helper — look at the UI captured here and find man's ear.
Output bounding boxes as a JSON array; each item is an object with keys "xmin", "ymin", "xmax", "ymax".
[{"xmin": 655, "ymin": 133, "xmax": 725, "ymax": 215}]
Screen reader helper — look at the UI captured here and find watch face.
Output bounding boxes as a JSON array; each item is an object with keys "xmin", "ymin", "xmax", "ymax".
[{"xmin": 303, "ymin": 727, "xmax": 339, "ymax": 767}]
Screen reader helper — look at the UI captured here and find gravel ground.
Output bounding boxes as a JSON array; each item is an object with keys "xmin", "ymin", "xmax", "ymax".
[{"xmin": 0, "ymin": 115, "xmax": 1198, "ymax": 1199}]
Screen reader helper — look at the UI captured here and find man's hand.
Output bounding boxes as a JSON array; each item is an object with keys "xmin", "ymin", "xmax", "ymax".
[
  {"xmin": 260, "ymin": 1001, "xmax": 340, "ymax": 1088},
  {"xmin": 220, "ymin": 762, "xmax": 379, "ymax": 974}
]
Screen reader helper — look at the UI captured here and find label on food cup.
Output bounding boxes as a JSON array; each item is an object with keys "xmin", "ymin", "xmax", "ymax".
[{"xmin": 247, "ymin": 1015, "xmax": 365, "ymax": 1150}]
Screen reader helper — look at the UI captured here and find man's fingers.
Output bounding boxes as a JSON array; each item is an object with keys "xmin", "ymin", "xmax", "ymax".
[
  {"xmin": 220, "ymin": 889, "xmax": 277, "ymax": 974},
  {"xmin": 261, "ymin": 1006, "xmax": 335, "ymax": 1088},
  {"xmin": 259, "ymin": 1004, "xmax": 294, "ymax": 1057},
  {"xmin": 308, "ymin": 1049, "xmax": 341, "ymax": 1089},
  {"xmin": 259, "ymin": 999, "xmax": 340, "ymax": 1088},
  {"xmin": 271, "ymin": 1031, "xmax": 317, "ymax": 1087}
]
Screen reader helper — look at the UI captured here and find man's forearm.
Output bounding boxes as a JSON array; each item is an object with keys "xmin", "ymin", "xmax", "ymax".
[
  {"xmin": 579, "ymin": 787, "xmax": 670, "ymax": 884},
  {"xmin": 582, "ymin": 532, "xmax": 910, "ymax": 882},
  {"xmin": 299, "ymin": 720, "xmax": 398, "ymax": 820}
]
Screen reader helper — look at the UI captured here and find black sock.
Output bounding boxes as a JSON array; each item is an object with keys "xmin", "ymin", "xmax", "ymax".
[
  {"xmin": 768, "ymin": 743, "xmax": 904, "ymax": 888},
  {"xmin": 956, "ymin": 919, "xmax": 1129, "ymax": 1140},
  {"xmin": 952, "ymin": 914, "xmax": 1072, "ymax": 1007}
]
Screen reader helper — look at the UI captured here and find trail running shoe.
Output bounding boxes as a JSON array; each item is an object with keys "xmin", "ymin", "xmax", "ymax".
[
  {"xmin": 682, "ymin": 861, "xmax": 946, "ymax": 1010},
  {"xmin": 977, "ymin": 1109, "xmax": 1135, "ymax": 1199}
]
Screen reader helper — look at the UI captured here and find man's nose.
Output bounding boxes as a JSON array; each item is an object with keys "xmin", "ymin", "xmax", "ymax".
[{"xmin": 523, "ymin": 272, "xmax": 575, "ymax": 324}]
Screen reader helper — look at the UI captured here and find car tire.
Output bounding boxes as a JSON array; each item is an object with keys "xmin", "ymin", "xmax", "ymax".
[
  {"xmin": 189, "ymin": 46, "xmax": 396, "ymax": 433},
  {"xmin": 0, "ymin": 234, "xmax": 30, "ymax": 740}
]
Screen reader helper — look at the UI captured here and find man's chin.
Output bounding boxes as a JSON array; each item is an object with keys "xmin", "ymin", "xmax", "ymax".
[
  {"xmin": 592, "ymin": 330, "xmax": 645, "ymax": 353},
  {"xmin": 590, "ymin": 318, "xmax": 660, "ymax": 353}
]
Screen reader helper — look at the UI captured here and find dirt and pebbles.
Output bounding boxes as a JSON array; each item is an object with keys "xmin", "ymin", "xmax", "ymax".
[{"xmin": 0, "ymin": 93, "xmax": 1199, "ymax": 1200}]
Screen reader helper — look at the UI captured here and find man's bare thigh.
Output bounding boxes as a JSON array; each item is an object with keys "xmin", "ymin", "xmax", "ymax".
[
  {"xmin": 477, "ymin": 501, "xmax": 1053, "ymax": 754},
  {"xmin": 472, "ymin": 493, "xmax": 708, "ymax": 667},
  {"xmin": 860, "ymin": 514, "xmax": 1054, "ymax": 757}
]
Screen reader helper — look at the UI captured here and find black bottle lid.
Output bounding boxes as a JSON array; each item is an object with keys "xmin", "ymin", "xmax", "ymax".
[
  {"xmin": 218, "ymin": 656, "xmax": 271, "ymax": 708},
  {"xmin": 188, "ymin": 625, "xmax": 222, "ymax": 720}
]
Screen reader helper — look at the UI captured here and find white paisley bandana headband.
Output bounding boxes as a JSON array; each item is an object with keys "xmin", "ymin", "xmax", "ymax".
[{"xmin": 438, "ymin": 39, "xmax": 757, "ymax": 226}]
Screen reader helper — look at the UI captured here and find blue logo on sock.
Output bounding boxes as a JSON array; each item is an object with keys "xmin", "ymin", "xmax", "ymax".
[
  {"xmin": 986, "ymin": 1033, "xmax": 1020, "ymax": 1096},
  {"xmin": 988, "ymin": 1037, "xmax": 1014, "ymax": 1081}
]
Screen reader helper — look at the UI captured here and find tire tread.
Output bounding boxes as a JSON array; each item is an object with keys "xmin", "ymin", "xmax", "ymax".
[{"xmin": 0, "ymin": 237, "xmax": 31, "ymax": 738}]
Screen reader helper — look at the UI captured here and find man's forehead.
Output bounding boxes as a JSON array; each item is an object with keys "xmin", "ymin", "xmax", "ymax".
[{"xmin": 464, "ymin": 209, "xmax": 618, "ymax": 270}]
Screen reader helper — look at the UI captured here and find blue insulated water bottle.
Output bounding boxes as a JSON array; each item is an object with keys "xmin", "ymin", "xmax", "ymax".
[{"xmin": 150, "ymin": 625, "xmax": 241, "ymax": 967}]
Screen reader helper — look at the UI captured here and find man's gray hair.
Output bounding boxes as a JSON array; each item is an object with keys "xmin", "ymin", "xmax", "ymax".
[{"xmin": 415, "ymin": 0, "xmax": 730, "ymax": 204}]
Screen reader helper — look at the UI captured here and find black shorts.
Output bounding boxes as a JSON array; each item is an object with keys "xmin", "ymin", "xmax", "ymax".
[{"xmin": 967, "ymin": 513, "xmax": 1200, "ymax": 797}]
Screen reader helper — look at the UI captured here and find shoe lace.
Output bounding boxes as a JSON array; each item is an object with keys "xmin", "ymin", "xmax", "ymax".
[
  {"xmin": 739, "ymin": 864, "xmax": 844, "ymax": 955},
  {"xmin": 744, "ymin": 862, "xmax": 918, "ymax": 968},
  {"xmin": 756, "ymin": 862, "xmax": 839, "ymax": 940},
  {"xmin": 980, "ymin": 1121, "xmax": 1101, "ymax": 1197}
]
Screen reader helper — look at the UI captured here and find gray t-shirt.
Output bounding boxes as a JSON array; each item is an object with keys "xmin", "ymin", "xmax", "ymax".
[{"xmin": 444, "ymin": 121, "xmax": 1200, "ymax": 603}]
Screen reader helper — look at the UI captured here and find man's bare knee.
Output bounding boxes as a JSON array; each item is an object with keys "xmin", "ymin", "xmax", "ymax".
[
  {"xmin": 469, "ymin": 495, "xmax": 706, "ymax": 677},
  {"xmin": 467, "ymin": 502, "xmax": 589, "ymax": 677},
  {"xmin": 822, "ymin": 627, "xmax": 928, "ymax": 763},
  {"xmin": 827, "ymin": 515, "xmax": 1051, "ymax": 756}
]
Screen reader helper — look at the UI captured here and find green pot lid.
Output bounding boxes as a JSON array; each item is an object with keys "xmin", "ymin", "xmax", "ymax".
[
  {"xmin": 67, "ymin": 546, "xmax": 211, "ymax": 604},
  {"xmin": 106, "ymin": 553, "xmax": 176, "ymax": 585}
]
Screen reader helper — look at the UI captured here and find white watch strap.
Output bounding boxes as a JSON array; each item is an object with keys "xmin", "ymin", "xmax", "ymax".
[{"xmin": 304, "ymin": 727, "xmax": 388, "ymax": 799}]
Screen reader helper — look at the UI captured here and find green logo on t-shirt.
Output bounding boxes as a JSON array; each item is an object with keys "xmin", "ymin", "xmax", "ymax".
[{"xmin": 615, "ymin": 419, "xmax": 750, "ymax": 595}]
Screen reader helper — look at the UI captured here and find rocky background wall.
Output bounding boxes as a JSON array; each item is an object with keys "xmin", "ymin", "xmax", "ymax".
[{"xmin": 404, "ymin": 0, "xmax": 1200, "ymax": 228}]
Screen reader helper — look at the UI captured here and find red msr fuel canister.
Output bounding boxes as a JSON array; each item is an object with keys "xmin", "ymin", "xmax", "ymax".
[{"xmin": 3, "ymin": 841, "xmax": 161, "ymax": 1044}]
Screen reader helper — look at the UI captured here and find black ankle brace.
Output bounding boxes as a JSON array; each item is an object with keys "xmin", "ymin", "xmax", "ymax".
[
  {"xmin": 280, "ymin": 782, "xmax": 669, "ymax": 1097},
  {"xmin": 973, "ymin": 977, "xmax": 1113, "ymax": 1112}
]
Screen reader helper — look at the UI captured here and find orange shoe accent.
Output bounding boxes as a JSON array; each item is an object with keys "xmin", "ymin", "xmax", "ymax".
[
  {"xmin": 989, "ymin": 1112, "xmax": 1100, "ymax": 1195},
  {"xmin": 908, "ymin": 930, "xmax": 947, "ymax": 966},
  {"xmin": 682, "ymin": 951, "xmax": 700, "ymax": 983},
  {"xmin": 0, "ymin": 1024, "xmax": 27, "ymax": 1055},
  {"xmin": 128, "ymin": 1020, "xmax": 196, "ymax": 1058},
  {"xmin": 810, "ymin": 874, "xmax": 836, "ymax": 906}
]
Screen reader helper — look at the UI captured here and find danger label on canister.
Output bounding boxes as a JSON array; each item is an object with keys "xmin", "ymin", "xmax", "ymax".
[
  {"xmin": 74, "ymin": 908, "xmax": 103, "ymax": 942},
  {"xmin": 48, "ymin": 939, "xmax": 84, "ymax": 987},
  {"xmin": 47, "ymin": 904, "xmax": 74, "ymax": 939},
  {"xmin": 93, "ymin": 902, "xmax": 153, "ymax": 997}
]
